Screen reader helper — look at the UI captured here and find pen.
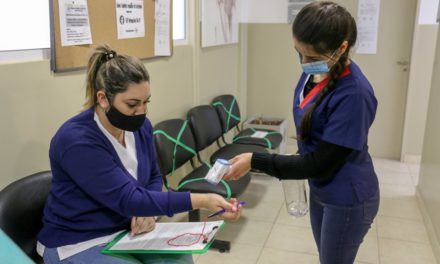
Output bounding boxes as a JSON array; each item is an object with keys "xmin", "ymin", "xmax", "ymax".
[{"xmin": 207, "ymin": 201, "xmax": 246, "ymax": 218}]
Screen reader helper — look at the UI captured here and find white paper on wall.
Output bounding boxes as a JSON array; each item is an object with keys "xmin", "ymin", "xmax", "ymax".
[
  {"xmin": 356, "ymin": 0, "xmax": 380, "ymax": 54},
  {"xmin": 59, "ymin": 0, "xmax": 93, "ymax": 46},
  {"xmin": 115, "ymin": 0, "xmax": 145, "ymax": 39},
  {"xmin": 155, "ymin": 0, "xmax": 171, "ymax": 56}
]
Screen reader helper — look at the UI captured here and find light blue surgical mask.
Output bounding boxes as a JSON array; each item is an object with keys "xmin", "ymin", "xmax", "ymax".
[
  {"xmin": 301, "ymin": 60, "xmax": 331, "ymax": 75},
  {"xmin": 298, "ymin": 49, "xmax": 338, "ymax": 75}
]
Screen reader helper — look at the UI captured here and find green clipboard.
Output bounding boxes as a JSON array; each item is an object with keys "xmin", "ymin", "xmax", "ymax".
[{"xmin": 101, "ymin": 221, "xmax": 225, "ymax": 260}]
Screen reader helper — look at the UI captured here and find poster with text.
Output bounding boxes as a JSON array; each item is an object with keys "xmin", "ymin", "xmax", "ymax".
[
  {"xmin": 154, "ymin": 0, "xmax": 171, "ymax": 56},
  {"xmin": 59, "ymin": 0, "xmax": 93, "ymax": 46},
  {"xmin": 356, "ymin": 0, "xmax": 380, "ymax": 54},
  {"xmin": 115, "ymin": 0, "xmax": 145, "ymax": 39}
]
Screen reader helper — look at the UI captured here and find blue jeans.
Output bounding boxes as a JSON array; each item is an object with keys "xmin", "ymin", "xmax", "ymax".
[
  {"xmin": 43, "ymin": 244, "xmax": 194, "ymax": 264},
  {"xmin": 310, "ymin": 190, "xmax": 379, "ymax": 264}
]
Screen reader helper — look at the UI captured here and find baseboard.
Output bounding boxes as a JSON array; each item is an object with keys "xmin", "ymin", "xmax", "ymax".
[
  {"xmin": 416, "ymin": 186, "xmax": 440, "ymax": 263},
  {"xmin": 401, "ymin": 154, "xmax": 421, "ymax": 164}
]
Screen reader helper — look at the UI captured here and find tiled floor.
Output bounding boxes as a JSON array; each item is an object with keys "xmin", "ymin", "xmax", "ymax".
[{"xmin": 160, "ymin": 158, "xmax": 438, "ymax": 264}]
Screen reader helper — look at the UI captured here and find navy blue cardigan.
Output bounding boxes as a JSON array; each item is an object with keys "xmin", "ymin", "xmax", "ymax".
[{"xmin": 38, "ymin": 108, "xmax": 192, "ymax": 247}]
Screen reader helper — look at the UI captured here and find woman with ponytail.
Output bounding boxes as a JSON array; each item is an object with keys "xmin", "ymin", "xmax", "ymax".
[
  {"xmin": 37, "ymin": 45, "xmax": 241, "ymax": 263},
  {"xmin": 224, "ymin": 1, "xmax": 379, "ymax": 263}
]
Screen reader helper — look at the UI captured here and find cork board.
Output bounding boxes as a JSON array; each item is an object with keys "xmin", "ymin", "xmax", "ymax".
[{"xmin": 50, "ymin": 0, "xmax": 172, "ymax": 72}]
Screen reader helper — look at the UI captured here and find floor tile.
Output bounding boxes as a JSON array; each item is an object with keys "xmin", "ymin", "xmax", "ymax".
[
  {"xmin": 264, "ymin": 224, "xmax": 318, "ymax": 255},
  {"xmin": 377, "ymin": 216, "xmax": 430, "ymax": 244},
  {"xmin": 379, "ymin": 238, "xmax": 437, "ymax": 264},
  {"xmin": 249, "ymin": 173, "xmax": 281, "ymax": 185},
  {"xmin": 275, "ymin": 203, "xmax": 311, "ymax": 228},
  {"xmin": 257, "ymin": 247, "xmax": 318, "ymax": 264},
  {"xmin": 372, "ymin": 158, "xmax": 410, "ymax": 174},
  {"xmin": 239, "ymin": 200, "xmax": 283, "ymax": 223},
  {"xmin": 378, "ymin": 196, "xmax": 422, "ymax": 220},
  {"xmin": 215, "ymin": 219, "xmax": 273, "ymax": 247},
  {"xmin": 368, "ymin": 221, "xmax": 378, "ymax": 237},
  {"xmin": 376, "ymin": 170, "xmax": 413, "ymax": 186},
  {"xmin": 196, "ymin": 243, "xmax": 262, "ymax": 264},
  {"xmin": 242, "ymin": 174, "xmax": 284, "ymax": 204},
  {"xmin": 355, "ymin": 235, "xmax": 379, "ymax": 264},
  {"xmin": 379, "ymin": 183, "xmax": 416, "ymax": 198}
]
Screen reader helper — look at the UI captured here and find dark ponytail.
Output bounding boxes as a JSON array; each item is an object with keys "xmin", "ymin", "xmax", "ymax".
[{"xmin": 292, "ymin": 1, "xmax": 357, "ymax": 140}]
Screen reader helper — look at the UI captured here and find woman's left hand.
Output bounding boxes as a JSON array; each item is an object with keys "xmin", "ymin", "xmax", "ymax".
[{"xmin": 131, "ymin": 216, "xmax": 156, "ymax": 236}]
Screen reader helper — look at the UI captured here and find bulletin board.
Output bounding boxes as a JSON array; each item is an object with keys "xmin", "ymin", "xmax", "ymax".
[{"xmin": 50, "ymin": 0, "xmax": 172, "ymax": 72}]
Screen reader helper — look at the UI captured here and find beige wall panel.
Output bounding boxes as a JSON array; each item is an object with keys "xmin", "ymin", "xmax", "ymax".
[
  {"xmin": 402, "ymin": 25, "xmax": 438, "ymax": 157},
  {"xmin": 145, "ymin": 46, "xmax": 194, "ymax": 123},
  {"xmin": 0, "ymin": 60, "xmax": 84, "ymax": 188},
  {"xmin": 198, "ymin": 45, "xmax": 240, "ymax": 105},
  {"xmin": 246, "ymin": 24, "xmax": 298, "ymax": 138}
]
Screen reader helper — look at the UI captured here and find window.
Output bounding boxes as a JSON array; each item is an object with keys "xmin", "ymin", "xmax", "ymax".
[
  {"xmin": 0, "ymin": 1, "xmax": 50, "ymax": 51},
  {"xmin": 173, "ymin": 0, "xmax": 187, "ymax": 41},
  {"xmin": 418, "ymin": 0, "xmax": 440, "ymax": 24}
]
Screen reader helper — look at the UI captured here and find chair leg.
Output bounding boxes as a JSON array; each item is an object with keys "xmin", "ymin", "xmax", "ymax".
[
  {"xmin": 210, "ymin": 239, "xmax": 231, "ymax": 253},
  {"xmin": 221, "ymin": 135, "xmax": 228, "ymax": 145}
]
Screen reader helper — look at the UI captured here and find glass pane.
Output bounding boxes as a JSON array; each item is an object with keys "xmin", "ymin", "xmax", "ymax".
[
  {"xmin": 173, "ymin": 0, "xmax": 186, "ymax": 40},
  {"xmin": 0, "ymin": 0, "xmax": 50, "ymax": 51}
]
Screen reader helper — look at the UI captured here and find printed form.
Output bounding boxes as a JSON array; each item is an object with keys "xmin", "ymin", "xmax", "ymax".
[{"xmin": 108, "ymin": 221, "xmax": 223, "ymax": 252}]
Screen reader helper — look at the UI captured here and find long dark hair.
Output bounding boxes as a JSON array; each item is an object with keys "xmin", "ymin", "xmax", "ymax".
[
  {"xmin": 84, "ymin": 44, "xmax": 150, "ymax": 109},
  {"xmin": 293, "ymin": 1, "xmax": 357, "ymax": 140}
]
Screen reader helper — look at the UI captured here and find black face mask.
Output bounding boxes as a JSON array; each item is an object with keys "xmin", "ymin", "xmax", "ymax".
[{"xmin": 106, "ymin": 105, "xmax": 146, "ymax": 132}]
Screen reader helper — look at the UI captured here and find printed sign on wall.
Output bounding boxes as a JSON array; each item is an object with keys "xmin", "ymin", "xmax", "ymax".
[
  {"xmin": 59, "ymin": 0, "xmax": 93, "ymax": 46},
  {"xmin": 116, "ymin": 0, "xmax": 145, "ymax": 39}
]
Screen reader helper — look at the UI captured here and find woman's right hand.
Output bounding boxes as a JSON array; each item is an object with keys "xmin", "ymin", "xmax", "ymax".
[
  {"xmin": 223, "ymin": 153, "xmax": 252, "ymax": 180},
  {"xmin": 190, "ymin": 193, "xmax": 241, "ymax": 221}
]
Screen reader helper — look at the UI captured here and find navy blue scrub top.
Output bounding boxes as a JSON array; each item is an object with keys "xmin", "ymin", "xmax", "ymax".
[{"xmin": 293, "ymin": 62, "xmax": 379, "ymax": 205}]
